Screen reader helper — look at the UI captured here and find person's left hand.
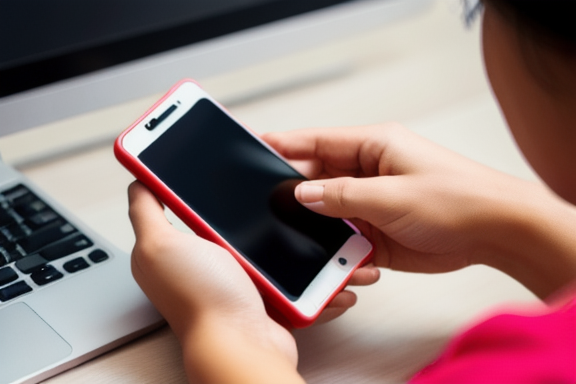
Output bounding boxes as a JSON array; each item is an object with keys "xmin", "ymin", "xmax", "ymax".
[
  {"xmin": 128, "ymin": 182, "xmax": 296, "ymax": 360},
  {"xmin": 130, "ymin": 180, "xmax": 312, "ymax": 382}
]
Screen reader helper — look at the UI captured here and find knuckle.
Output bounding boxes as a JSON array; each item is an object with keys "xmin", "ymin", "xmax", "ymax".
[{"xmin": 332, "ymin": 177, "xmax": 355, "ymax": 210}]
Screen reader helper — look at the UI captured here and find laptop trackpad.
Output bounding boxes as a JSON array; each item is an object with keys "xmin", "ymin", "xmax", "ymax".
[{"xmin": 0, "ymin": 303, "xmax": 72, "ymax": 384}]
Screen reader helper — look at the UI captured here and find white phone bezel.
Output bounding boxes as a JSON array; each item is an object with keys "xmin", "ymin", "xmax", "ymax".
[{"xmin": 120, "ymin": 81, "xmax": 372, "ymax": 318}]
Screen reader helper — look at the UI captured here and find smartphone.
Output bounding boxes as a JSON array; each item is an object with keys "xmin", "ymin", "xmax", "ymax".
[{"xmin": 114, "ymin": 79, "xmax": 372, "ymax": 327}]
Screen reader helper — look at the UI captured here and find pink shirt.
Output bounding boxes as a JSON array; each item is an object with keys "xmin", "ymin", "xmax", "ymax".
[{"xmin": 410, "ymin": 296, "xmax": 576, "ymax": 383}]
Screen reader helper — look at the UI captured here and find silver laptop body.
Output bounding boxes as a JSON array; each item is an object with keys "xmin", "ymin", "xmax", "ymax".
[{"xmin": 0, "ymin": 158, "xmax": 162, "ymax": 384}]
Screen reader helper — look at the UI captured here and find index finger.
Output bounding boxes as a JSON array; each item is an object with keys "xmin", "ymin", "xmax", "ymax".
[{"xmin": 262, "ymin": 125, "xmax": 401, "ymax": 178}]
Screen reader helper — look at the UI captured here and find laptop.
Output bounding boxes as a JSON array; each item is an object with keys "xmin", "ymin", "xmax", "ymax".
[{"xmin": 0, "ymin": 156, "xmax": 163, "ymax": 384}]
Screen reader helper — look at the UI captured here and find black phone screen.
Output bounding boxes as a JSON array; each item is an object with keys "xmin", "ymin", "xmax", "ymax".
[{"xmin": 139, "ymin": 98, "xmax": 354, "ymax": 300}]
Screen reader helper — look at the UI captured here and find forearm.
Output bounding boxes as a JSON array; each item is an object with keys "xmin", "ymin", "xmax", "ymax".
[
  {"xmin": 478, "ymin": 184, "xmax": 576, "ymax": 299},
  {"xmin": 179, "ymin": 313, "xmax": 305, "ymax": 384}
]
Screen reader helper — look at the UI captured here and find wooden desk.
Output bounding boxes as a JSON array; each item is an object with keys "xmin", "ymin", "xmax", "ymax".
[{"xmin": 2, "ymin": 2, "xmax": 538, "ymax": 383}]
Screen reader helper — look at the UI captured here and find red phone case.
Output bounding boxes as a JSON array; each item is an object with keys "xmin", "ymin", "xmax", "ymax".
[{"xmin": 114, "ymin": 79, "xmax": 371, "ymax": 327}]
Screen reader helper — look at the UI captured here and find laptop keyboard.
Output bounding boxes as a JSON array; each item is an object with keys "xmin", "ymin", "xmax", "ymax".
[{"xmin": 0, "ymin": 184, "xmax": 109, "ymax": 303}]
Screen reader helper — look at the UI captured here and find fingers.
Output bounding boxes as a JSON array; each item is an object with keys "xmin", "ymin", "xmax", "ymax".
[
  {"xmin": 284, "ymin": 159, "xmax": 324, "ymax": 180},
  {"xmin": 127, "ymin": 181, "xmax": 189, "ymax": 283},
  {"xmin": 294, "ymin": 176, "xmax": 404, "ymax": 226},
  {"xmin": 263, "ymin": 125, "xmax": 403, "ymax": 178},
  {"xmin": 265, "ymin": 124, "xmax": 480, "ymax": 182},
  {"xmin": 347, "ymin": 264, "xmax": 380, "ymax": 286},
  {"xmin": 315, "ymin": 290, "xmax": 357, "ymax": 324},
  {"xmin": 127, "ymin": 181, "xmax": 171, "ymax": 240}
]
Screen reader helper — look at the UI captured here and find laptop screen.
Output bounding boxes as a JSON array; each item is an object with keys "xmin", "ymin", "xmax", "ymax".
[{"xmin": 0, "ymin": 0, "xmax": 354, "ymax": 98}]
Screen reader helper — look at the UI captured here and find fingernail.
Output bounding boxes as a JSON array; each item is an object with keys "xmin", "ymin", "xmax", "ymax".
[{"xmin": 296, "ymin": 183, "xmax": 324, "ymax": 203}]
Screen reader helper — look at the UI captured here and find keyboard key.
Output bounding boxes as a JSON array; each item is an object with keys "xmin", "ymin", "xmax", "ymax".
[
  {"xmin": 0, "ymin": 267, "xmax": 18, "ymax": 286},
  {"xmin": 0, "ymin": 208, "xmax": 15, "ymax": 227},
  {"xmin": 63, "ymin": 257, "xmax": 90, "ymax": 273},
  {"xmin": 26, "ymin": 210, "xmax": 59, "ymax": 230},
  {"xmin": 14, "ymin": 198, "xmax": 47, "ymax": 219},
  {"xmin": 5, "ymin": 223, "xmax": 28, "ymax": 241},
  {"xmin": 0, "ymin": 184, "xmax": 108, "ymax": 300},
  {"xmin": 19, "ymin": 220, "xmax": 76, "ymax": 253},
  {"xmin": 0, "ymin": 281, "xmax": 32, "ymax": 301},
  {"xmin": 2, "ymin": 185, "xmax": 29, "ymax": 204},
  {"xmin": 40, "ymin": 233, "xmax": 93, "ymax": 261},
  {"xmin": 31, "ymin": 265, "xmax": 63, "ymax": 286},
  {"xmin": 0, "ymin": 238, "xmax": 17, "ymax": 253},
  {"xmin": 15, "ymin": 254, "xmax": 48, "ymax": 274},
  {"xmin": 5, "ymin": 249, "xmax": 23, "ymax": 264},
  {"xmin": 88, "ymin": 249, "xmax": 109, "ymax": 263},
  {"xmin": 0, "ymin": 232, "xmax": 13, "ymax": 249}
]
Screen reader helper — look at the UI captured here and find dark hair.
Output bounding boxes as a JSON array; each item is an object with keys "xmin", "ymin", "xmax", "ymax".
[
  {"xmin": 483, "ymin": 0, "xmax": 576, "ymax": 55},
  {"xmin": 480, "ymin": 0, "xmax": 576, "ymax": 97}
]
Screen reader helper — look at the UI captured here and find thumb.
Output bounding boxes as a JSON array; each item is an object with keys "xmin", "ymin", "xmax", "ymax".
[
  {"xmin": 127, "ymin": 181, "xmax": 172, "ymax": 241},
  {"xmin": 294, "ymin": 177, "xmax": 387, "ymax": 222}
]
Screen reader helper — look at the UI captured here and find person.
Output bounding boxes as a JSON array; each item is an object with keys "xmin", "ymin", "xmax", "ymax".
[{"xmin": 126, "ymin": 0, "xmax": 576, "ymax": 382}]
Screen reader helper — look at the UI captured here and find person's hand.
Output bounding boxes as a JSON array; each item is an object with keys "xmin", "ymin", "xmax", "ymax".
[
  {"xmin": 128, "ymin": 181, "xmax": 304, "ymax": 383},
  {"xmin": 128, "ymin": 181, "xmax": 276, "ymax": 337},
  {"xmin": 263, "ymin": 124, "xmax": 576, "ymax": 298},
  {"xmin": 128, "ymin": 179, "xmax": 377, "ymax": 326}
]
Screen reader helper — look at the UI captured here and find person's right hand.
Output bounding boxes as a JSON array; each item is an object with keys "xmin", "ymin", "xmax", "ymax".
[{"xmin": 263, "ymin": 124, "xmax": 576, "ymax": 298}]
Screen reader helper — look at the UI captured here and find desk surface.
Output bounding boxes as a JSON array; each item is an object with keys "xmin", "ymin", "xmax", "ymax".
[{"xmin": 4, "ymin": 2, "xmax": 539, "ymax": 383}]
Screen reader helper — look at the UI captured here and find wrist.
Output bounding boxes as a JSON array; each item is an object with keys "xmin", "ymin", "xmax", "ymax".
[
  {"xmin": 478, "ymin": 184, "xmax": 576, "ymax": 299},
  {"xmin": 177, "ymin": 310, "xmax": 301, "ymax": 384}
]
